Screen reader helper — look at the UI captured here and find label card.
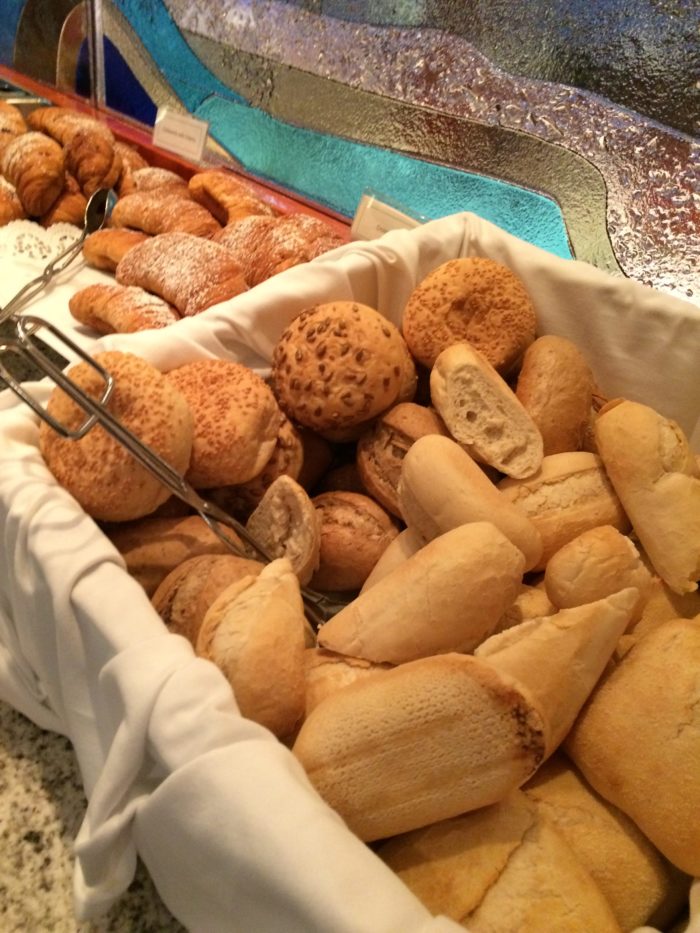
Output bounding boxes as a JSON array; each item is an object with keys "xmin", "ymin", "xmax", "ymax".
[
  {"xmin": 152, "ymin": 107, "xmax": 210, "ymax": 163},
  {"xmin": 351, "ymin": 190, "xmax": 424, "ymax": 240}
]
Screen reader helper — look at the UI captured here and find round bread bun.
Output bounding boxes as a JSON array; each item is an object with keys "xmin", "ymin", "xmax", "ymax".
[
  {"xmin": 310, "ymin": 490, "xmax": 399, "ymax": 592},
  {"xmin": 39, "ymin": 351, "xmax": 193, "ymax": 522},
  {"xmin": 270, "ymin": 301, "xmax": 411, "ymax": 437},
  {"xmin": 166, "ymin": 359, "xmax": 282, "ymax": 488},
  {"xmin": 401, "ymin": 256, "xmax": 537, "ymax": 373}
]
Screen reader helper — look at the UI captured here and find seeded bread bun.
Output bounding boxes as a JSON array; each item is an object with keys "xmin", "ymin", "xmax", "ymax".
[
  {"xmin": 151, "ymin": 553, "xmax": 264, "ymax": 645},
  {"xmin": 594, "ymin": 398, "xmax": 700, "ymax": 594},
  {"xmin": 318, "ymin": 522, "xmax": 526, "ymax": 664},
  {"xmin": 377, "ymin": 790, "xmax": 621, "ymax": 933},
  {"xmin": 166, "ymin": 359, "xmax": 282, "ymax": 488},
  {"xmin": 303, "ymin": 648, "xmax": 393, "ymax": 715},
  {"xmin": 196, "ymin": 559, "xmax": 307, "ymax": 739},
  {"xmin": 544, "ymin": 525, "xmax": 653, "ymax": 622},
  {"xmin": 245, "ymin": 475, "xmax": 321, "ymax": 585},
  {"xmin": 515, "ymin": 335, "xmax": 595, "ymax": 454},
  {"xmin": 398, "ymin": 434, "xmax": 543, "ymax": 571},
  {"xmin": 270, "ymin": 301, "xmax": 413, "ymax": 438},
  {"xmin": 356, "ymin": 402, "xmax": 448, "ymax": 517},
  {"xmin": 39, "ymin": 351, "xmax": 193, "ymax": 522},
  {"xmin": 498, "ymin": 452, "xmax": 630, "ymax": 571},
  {"xmin": 430, "ymin": 341, "xmax": 543, "ymax": 478},
  {"xmin": 293, "ymin": 652, "xmax": 547, "ymax": 842},
  {"xmin": 401, "ymin": 256, "xmax": 537, "ymax": 373},
  {"xmin": 310, "ymin": 491, "xmax": 399, "ymax": 592}
]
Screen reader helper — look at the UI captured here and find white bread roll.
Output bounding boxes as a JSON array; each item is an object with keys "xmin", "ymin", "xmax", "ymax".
[
  {"xmin": 359, "ymin": 526, "xmax": 423, "ymax": 593},
  {"xmin": 523, "ymin": 755, "xmax": 690, "ymax": 931},
  {"xmin": 377, "ymin": 790, "xmax": 621, "ymax": 933},
  {"xmin": 293, "ymin": 653, "xmax": 547, "ymax": 842},
  {"xmin": 303, "ymin": 648, "xmax": 392, "ymax": 715},
  {"xmin": 398, "ymin": 434, "xmax": 543, "ymax": 570},
  {"xmin": 430, "ymin": 341, "xmax": 543, "ymax": 478},
  {"xmin": 494, "ymin": 583, "xmax": 556, "ymax": 634},
  {"xmin": 476, "ymin": 588, "xmax": 638, "ymax": 754},
  {"xmin": 515, "ymin": 334, "xmax": 595, "ymax": 455},
  {"xmin": 196, "ymin": 559, "xmax": 307, "ymax": 739},
  {"xmin": 594, "ymin": 399, "xmax": 700, "ymax": 594},
  {"xmin": 317, "ymin": 522, "xmax": 526, "ymax": 664},
  {"xmin": 544, "ymin": 525, "xmax": 653, "ymax": 623},
  {"xmin": 498, "ymin": 451, "xmax": 630, "ymax": 571},
  {"xmin": 565, "ymin": 616, "xmax": 700, "ymax": 876}
]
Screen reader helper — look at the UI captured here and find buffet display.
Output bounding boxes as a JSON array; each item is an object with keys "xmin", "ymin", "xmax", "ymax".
[{"xmin": 0, "ymin": 90, "xmax": 699, "ymax": 933}]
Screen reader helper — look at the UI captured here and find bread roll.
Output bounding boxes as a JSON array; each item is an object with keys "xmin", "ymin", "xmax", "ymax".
[
  {"xmin": 401, "ymin": 256, "xmax": 537, "ymax": 373},
  {"xmin": 318, "ymin": 522, "xmax": 526, "ymax": 664},
  {"xmin": 270, "ymin": 302, "xmax": 413, "ymax": 438},
  {"xmin": 515, "ymin": 335, "xmax": 595, "ymax": 454},
  {"xmin": 566, "ymin": 617, "xmax": 700, "ymax": 876},
  {"xmin": 359, "ymin": 526, "xmax": 423, "ymax": 592},
  {"xmin": 104, "ymin": 514, "xmax": 232, "ymax": 596},
  {"xmin": 398, "ymin": 434, "xmax": 543, "ymax": 570},
  {"xmin": 430, "ymin": 341, "xmax": 543, "ymax": 478},
  {"xmin": 196, "ymin": 559, "xmax": 307, "ymax": 738},
  {"xmin": 523, "ymin": 755, "xmax": 690, "ymax": 931},
  {"xmin": 377, "ymin": 790, "xmax": 621, "ymax": 932},
  {"xmin": 245, "ymin": 475, "xmax": 321, "ymax": 585},
  {"xmin": 303, "ymin": 648, "xmax": 392, "ymax": 715},
  {"xmin": 356, "ymin": 402, "xmax": 448, "ymax": 517},
  {"xmin": 39, "ymin": 351, "xmax": 193, "ymax": 522},
  {"xmin": 498, "ymin": 452, "xmax": 630, "ymax": 571},
  {"xmin": 494, "ymin": 582, "xmax": 556, "ymax": 634},
  {"xmin": 166, "ymin": 359, "xmax": 282, "ymax": 488},
  {"xmin": 475, "ymin": 588, "xmax": 639, "ymax": 755},
  {"xmin": 544, "ymin": 525, "xmax": 653, "ymax": 622},
  {"xmin": 594, "ymin": 399, "xmax": 700, "ymax": 594},
  {"xmin": 293, "ymin": 653, "xmax": 547, "ymax": 841},
  {"xmin": 152, "ymin": 553, "xmax": 264, "ymax": 645}
]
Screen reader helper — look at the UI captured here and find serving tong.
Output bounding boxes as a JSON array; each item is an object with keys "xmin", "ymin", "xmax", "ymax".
[{"xmin": 0, "ymin": 189, "xmax": 345, "ymax": 630}]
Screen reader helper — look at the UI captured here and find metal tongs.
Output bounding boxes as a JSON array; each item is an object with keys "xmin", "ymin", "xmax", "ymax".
[{"xmin": 0, "ymin": 189, "xmax": 345, "ymax": 630}]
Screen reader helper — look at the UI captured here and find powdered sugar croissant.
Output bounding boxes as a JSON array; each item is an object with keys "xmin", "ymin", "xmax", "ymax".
[
  {"xmin": 1, "ymin": 131, "xmax": 65, "ymax": 216},
  {"xmin": 69, "ymin": 283, "xmax": 180, "ymax": 334},
  {"xmin": 111, "ymin": 189, "xmax": 221, "ymax": 238}
]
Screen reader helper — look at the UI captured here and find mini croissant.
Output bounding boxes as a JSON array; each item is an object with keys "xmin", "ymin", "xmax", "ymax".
[{"xmin": 1, "ymin": 131, "xmax": 65, "ymax": 216}]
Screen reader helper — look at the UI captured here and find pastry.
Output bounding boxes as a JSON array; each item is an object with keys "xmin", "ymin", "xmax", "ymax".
[
  {"xmin": 0, "ymin": 176, "xmax": 26, "ymax": 225},
  {"xmin": 0, "ymin": 100, "xmax": 27, "ymax": 155},
  {"xmin": 118, "ymin": 165, "xmax": 189, "ymax": 197},
  {"xmin": 82, "ymin": 228, "xmax": 150, "ymax": 272},
  {"xmin": 247, "ymin": 212, "xmax": 345, "ymax": 285},
  {"xmin": 188, "ymin": 170, "xmax": 275, "ymax": 225},
  {"xmin": 39, "ymin": 173, "xmax": 87, "ymax": 227},
  {"xmin": 1, "ymin": 131, "xmax": 66, "ymax": 216},
  {"xmin": 110, "ymin": 188, "xmax": 221, "ymax": 237},
  {"xmin": 68, "ymin": 283, "xmax": 180, "ymax": 334},
  {"xmin": 64, "ymin": 123, "xmax": 122, "ymax": 196}
]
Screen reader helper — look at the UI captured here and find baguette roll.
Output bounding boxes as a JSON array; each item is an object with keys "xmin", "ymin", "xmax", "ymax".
[
  {"xmin": 398, "ymin": 434, "xmax": 543, "ymax": 570},
  {"xmin": 293, "ymin": 653, "xmax": 547, "ymax": 841},
  {"xmin": 430, "ymin": 341, "xmax": 543, "ymax": 478},
  {"xmin": 317, "ymin": 522, "xmax": 526, "ymax": 664},
  {"xmin": 498, "ymin": 452, "xmax": 630, "ymax": 571},
  {"xmin": 359, "ymin": 527, "xmax": 423, "ymax": 593},
  {"xmin": 594, "ymin": 399, "xmax": 700, "ymax": 594},
  {"xmin": 303, "ymin": 648, "xmax": 393, "ymax": 715},
  {"xmin": 494, "ymin": 583, "xmax": 556, "ymax": 634}
]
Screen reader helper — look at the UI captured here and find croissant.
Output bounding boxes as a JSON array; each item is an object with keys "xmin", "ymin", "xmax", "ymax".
[
  {"xmin": 188, "ymin": 170, "xmax": 276, "ymax": 225},
  {"xmin": 113, "ymin": 140, "xmax": 149, "ymax": 193},
  {"xmin": 26, "ymin": 105, "xmax": 100, "ymax": 145},
  {"xmin": 64, "ymin": 124, "xmax": 122, "ymax": 196},
  {"xmin": 69, "ymin": 283, "xmax": 180, "ymax": 334},
  {"xmin": 0, "ymin": 100, "xmax": 27, "ymax": 156},
  {"xmin": 115, "ymin": 231, "xmax": 247, "ymax": 316},
  {"xmin": 40, "ymin": 173, "xmax": 87, "ymax": 227},
  {"xmin": 82, "ymin": 228, "xmax": 150, "ymax": 272},
  {"xmin": 111, "ymin": 189, "xmax": 221, "ymax": 237},
  {"xmin": 1, "ymin": 131, "xmax": 65, "ymax": 216},
  {"xmin": 0, "ymin": 177, "xmax": 26, "ymax": 226}
]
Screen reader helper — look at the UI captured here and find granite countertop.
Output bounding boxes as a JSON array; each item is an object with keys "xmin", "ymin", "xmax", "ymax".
[{"xmin": 0, "ymin": 700, "xmax": 185, "ymax": 932}]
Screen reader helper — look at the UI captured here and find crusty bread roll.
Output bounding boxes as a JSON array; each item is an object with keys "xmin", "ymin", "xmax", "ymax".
[
  {"xmin": 356, "ymin": 402, "xmax": 448, "ymax": 517},
  {"xmin": 430, "ymin": 341, "xmax": 543, "ymax": 478},
  {"xmin": 630, "ymin": 575, "xmax": 700, "ymax": 646},
  {"xmin": 110, "ymin": 188, "xmax": 221, "ymax": 238},
  {"xmin": 82, "ymin": 228, "xmax": 150, "ymax": 272},
  {"xmin": 166, "ymin": 359, "xmax": 282, "ymax": 488},
  {"xmin": 523, "ymin": 755, "xmax": 690, "ymax": 931},
  {"xmin": 401, "ymin": 256, "xmax": 537, "ymax": 373},
  {"xmin": 270, "ymin": 302, "xmax": 414, "ymax": 438},
  {"xmin": 594, "ymin": 398, "xmax": 700, "ymax": 594},
  {"xmin": 303, "ymin": 647, "xmax": 392, "ymax": 715},
  {"xmin": 104, "ymin": 514, "xmax": 232, "ymax": 597},
  {"xmin": 566, "ymin": 616, "xmax": 700, "ymax": 876},
  {"xmin": 476, "ymin": 588, "xmax": 639, "ymax": 755},
  {"xmin": 398, "ymin": 434, "xmax": 543, "ymax": 570},
  {"xmin": 69, "ymin": 283, "xmax": 180, "ymax": 334},
  {"xmin": 359, "ymin": 526, "xmax": 423, "ymax": 592},
  {"xmin": 498, "ymin": 451, "xmax": 630, "ymax": 571},
  {"xmin": 39, "ymin": 351, "xmax": 193, "ymax": 522},
  {"xmin": 1, "ymin": 131, "xmax": 65, "ymax": 216},
  {"xmin": 515, "ymin": 334, "xmax": 595, "ymax": 454},
  {"xmin": 293, "ymin": 652, "xmax": 547, "ymax": 841},
  {"xmin": 151, "ymin": 553, "xmax": 264, "ymax": 645},
  {"xmin": 494, "ymin": 582, "xmax": 556, "ymax": 634},
  {"xmin": 309, "ymin": 491, "xmax": 399, "ymax": 592},
  {"xmin": 196, "ymin": 559, "xmax": 307, "ymax": 738},
  {"xmin": 377, "ymin": 790, "xmax": 621, "ymax": 932},
  {"xmin": 116, "ymin": 232, "xmax": 248, "ymax": 317},
  {"xmin": 544, "ymin": 525, "xmax": 653, "ymax": 622},
  {"xmin": 245, "ymin": 475, "xmax": 321, "ymax": 585},
  {"xmin": 318, "ymin": 522, "xmax": 526, "ymax": 664}
]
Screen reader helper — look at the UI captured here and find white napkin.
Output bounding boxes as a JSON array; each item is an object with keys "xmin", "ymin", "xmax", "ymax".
[{"xmin": 0, "ymin": 211, "xmax": 697, "ymax": 930}]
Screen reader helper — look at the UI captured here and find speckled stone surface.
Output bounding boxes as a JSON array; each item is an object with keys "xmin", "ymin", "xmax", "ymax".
[{"xmin": 0, "ymin": 700, "xmax": 185, "ymax": 933}]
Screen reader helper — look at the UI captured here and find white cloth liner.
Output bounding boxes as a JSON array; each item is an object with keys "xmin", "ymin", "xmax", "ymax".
[{"xmin": 0, "ymin": 212, "xmax": 698, "ymax": 931}]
